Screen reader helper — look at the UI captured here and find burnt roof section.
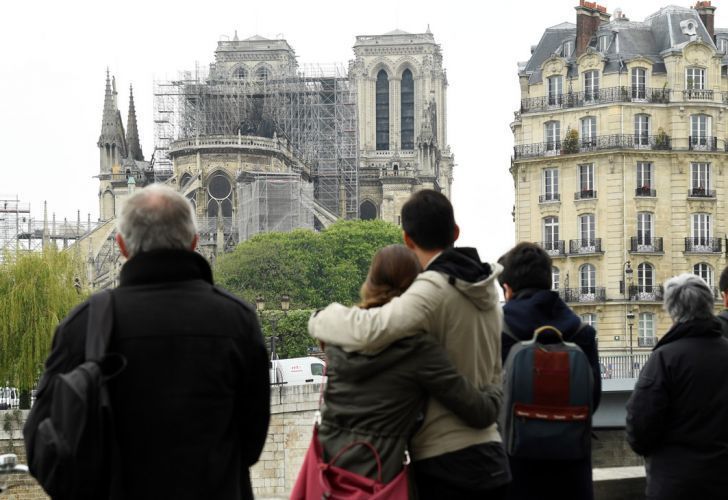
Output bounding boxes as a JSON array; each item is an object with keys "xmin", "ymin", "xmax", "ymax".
[{"xmin": 522, "ymin": 5, "xmax": 720, "ymax": 84}]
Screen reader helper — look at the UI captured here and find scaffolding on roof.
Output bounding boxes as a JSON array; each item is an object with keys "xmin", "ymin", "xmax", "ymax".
[{"xmin": 153, "ymin": 63, "xmax": 358, "ymax": 220}]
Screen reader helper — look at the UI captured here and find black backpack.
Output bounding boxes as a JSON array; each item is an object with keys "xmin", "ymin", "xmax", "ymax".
[{"xmin": 23, "ymin": 290, "xmax": 126, "ymax": 499}]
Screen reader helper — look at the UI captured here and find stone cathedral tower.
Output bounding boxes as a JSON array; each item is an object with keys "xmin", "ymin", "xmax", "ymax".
[
  {"xmin": 350, "ymin": 29, "xmax": 454, "ymax": 224},
  {"xmin": 97, "ymin": 71, "xmax": 151, "ymax": 221}
]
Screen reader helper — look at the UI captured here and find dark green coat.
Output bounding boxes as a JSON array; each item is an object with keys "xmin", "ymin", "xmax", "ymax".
[{"xmin": 319, "ymin": 334, "xmax": 501, "ymax": 484}]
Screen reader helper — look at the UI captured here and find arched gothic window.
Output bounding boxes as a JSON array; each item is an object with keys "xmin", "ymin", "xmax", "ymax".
[
  {"xmin": 401, "ymin": 69, "xmax": 414, "ymax": 149},
  {"xmin": 376, "ymin": 70, "xmax": 390, "ymax": 150}
]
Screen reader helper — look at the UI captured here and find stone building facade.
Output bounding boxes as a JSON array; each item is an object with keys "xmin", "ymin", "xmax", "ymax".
[{"xmin": 511, "ymin": 1, "xmax": 728, "ymax": 353}]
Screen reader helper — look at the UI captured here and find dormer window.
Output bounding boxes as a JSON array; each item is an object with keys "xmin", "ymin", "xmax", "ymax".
[
  {"xmin": 719, "ymin": 38, "xmax": 728, "ymax": 53},
  {"xmin": 563, "ymin": 41, "xmax": 574, "ymax": 58},
  {"xmin": 598, "ymin": 35, "xmax": 609, "ymax": 53},
  {"xmin": 686, "ymin": 68, "xmax": 705, "ymax": 90}
]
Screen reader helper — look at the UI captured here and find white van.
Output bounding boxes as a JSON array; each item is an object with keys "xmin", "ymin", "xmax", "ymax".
[{"xmin": 270, "ymin": 357, "xmax": 326, "ymax": 385}]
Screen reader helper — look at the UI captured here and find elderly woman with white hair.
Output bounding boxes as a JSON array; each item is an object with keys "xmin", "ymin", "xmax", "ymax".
[{"xmin": 626, "ymin": 273, "xmax": 728, "ymax": 500}]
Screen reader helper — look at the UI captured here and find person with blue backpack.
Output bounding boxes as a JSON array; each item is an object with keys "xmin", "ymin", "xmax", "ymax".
[{"xmin": 497, "ymin": 242, "xmax": 601, "ymax": 500}]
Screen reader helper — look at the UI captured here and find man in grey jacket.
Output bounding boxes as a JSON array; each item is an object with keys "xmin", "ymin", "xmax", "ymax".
[{"xmin": 309, "ymin": 190, "xmax": 509, "ymax": 499}]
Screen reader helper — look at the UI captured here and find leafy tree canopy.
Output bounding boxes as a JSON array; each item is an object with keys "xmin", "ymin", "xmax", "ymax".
[{"xmin": 0, "ymin": 250, "xmax": 85, "ymax": 390}]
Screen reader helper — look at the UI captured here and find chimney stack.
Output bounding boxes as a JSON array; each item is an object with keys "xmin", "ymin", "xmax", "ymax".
[
  {"xmin": 575, "ymin": 0, "xmax": 611, "ymax": 58},
  {"xmin": 694, "ymin": 1, "xmax": 716, "ymax": 42}
]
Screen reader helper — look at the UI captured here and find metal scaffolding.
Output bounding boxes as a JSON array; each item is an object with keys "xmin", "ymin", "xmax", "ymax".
[{"xmin": 153, "ymin": 63, "xmax": 358, "ymax": 219}]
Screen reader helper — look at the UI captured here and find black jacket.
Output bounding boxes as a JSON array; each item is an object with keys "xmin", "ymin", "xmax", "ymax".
[
  {"xmin": 320, "ymin": 335, "xmax": 501, "ymax": 484},
  {"xmin": 626, "ymin": 318, "xmax": 728, "ymax": 500},
  {"xmin": 501, "ymin": 289, "xmax": 601, "ymax": 500},
  {"xmin": 29, "ymin": 250, "xmax": 270, "ymax": 500}
]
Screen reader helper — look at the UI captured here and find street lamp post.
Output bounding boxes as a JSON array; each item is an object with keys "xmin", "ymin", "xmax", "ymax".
[{"xmin": 624, "ymin": 261, "xmax": 635, "ymax": 378}]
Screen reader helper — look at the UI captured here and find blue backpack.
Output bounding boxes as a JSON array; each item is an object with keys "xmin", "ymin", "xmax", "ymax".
[{"xmin": 500, "ymin": 325, "xmax": 594, "ymax": 460}]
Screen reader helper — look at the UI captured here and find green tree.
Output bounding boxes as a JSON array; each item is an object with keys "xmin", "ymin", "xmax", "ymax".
[
  {"xmin": 258, "ymin": 309, "xmax": 317, "ymax": 359},
  {"xmin": 0, "ymin": 250, "xmax": 85, "ymax": 391},
  {"xmin": 215, "ymin": 219, "xmax": 403, "ymax": 310}
]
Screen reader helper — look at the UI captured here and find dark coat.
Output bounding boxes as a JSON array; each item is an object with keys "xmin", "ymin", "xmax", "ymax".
[
  {"xmin": 501, "ymin": 288, "xmax": 601, "ymax": 500},
  {"xmin": 626, "ymin": 318, "xmax": 728, "ymax": 500},
  {"xmin": 319, "ymin": 334, "xmax": 501, "ymax": 484},
  {"xmin": 27, "ymin": 250, "xmax": 270, "ymax": 500}
]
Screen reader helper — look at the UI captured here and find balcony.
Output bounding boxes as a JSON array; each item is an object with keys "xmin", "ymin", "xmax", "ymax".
[
  {"xmin": 684, "ymin": 237, "xmax": 722, "ymax": 253},
  {"xmin": 635, "ymin": 186, "xmax": 656, "ymax": 197},
  {"xmin": 628, "ymin": 285, "xmax": 664, "ymax": 302},
  {"xmin": 683, "ymin": 88, "xmax": 714, "ymax": 100},
  {"xmin": 599, "ymin": 353, "xmax": 652, "ymax": 379},
  {"xmin": 569, "ymin": 238, "xmax": 603, "ymax": 255},
  {"xmin": 574, "ymin": 189, "xmax": 597, "ymax": 200},
  {"xmin": 561, "ymin": 287, "xmax": 607, "ymax": 303},
  {"xmin": 688, "ymin": 187, "xmax": 716, "ymax": 198},
  {"xmin": 637, "ymin": 337, "xmax": 657, "ymax": 348},
  {"xmin": 688, "ymin": 136, "xmax": 718, "ymax": 151},
  {"xmin": 541, "ymin": 240, "xmax": 566, "ymax": 257},
  {"xmin": 514, "ymin": 134, "xmax": 671, "ymax": 160},
  {"xmin": 629, "ymin": 237, "xmax": 664, "ymax": 253},
  {"xmin": 520, "ymin": 86, "xmax": 670, "ymax": 114},
  {"xmin": 539, "ymin": 193, "xmax": 561, "ymax": 203}
]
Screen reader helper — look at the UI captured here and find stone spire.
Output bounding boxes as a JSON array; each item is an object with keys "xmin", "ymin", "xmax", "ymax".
[
  {"xmin": 126, "ymin": 85, "xmax": 144, "ymax": 161},
  {"xmin": 98, "ymin": 69, "xmax": 127, "ymax": 173}
]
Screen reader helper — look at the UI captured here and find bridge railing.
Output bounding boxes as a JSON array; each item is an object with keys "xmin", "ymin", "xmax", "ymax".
[{"xmin": 599, "ymin": 353, "xmax": 652, "ymax": 379}]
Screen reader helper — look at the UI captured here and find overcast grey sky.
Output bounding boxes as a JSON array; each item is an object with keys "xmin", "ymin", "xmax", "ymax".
[{"xmin": 0, "ymin": 0, "xmax": 701, "ymax": 261}]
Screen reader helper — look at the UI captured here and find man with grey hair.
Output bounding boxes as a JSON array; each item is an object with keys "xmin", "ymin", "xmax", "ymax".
[
  {"xmin": 27, "ymin": 184, "xmax": 270, "ymax": 499},
  {"xmin": 626, "ymin": 273, "xmax": 728, "ymax": 500}
]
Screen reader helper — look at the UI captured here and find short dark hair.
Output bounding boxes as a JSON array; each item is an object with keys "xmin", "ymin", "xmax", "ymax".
[
  {"xmin": 401, "ymin": 190, "xmax": 456, "ymax": 250},
  {"xmin": 498, "ymin": 242, "xmax": 552, "ymax": 293},
  {"xmin": 720, "ymin": 266, "xmax": 728, "ymax": 293}
]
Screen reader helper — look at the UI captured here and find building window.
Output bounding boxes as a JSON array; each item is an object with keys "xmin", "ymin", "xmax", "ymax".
[
  {"xmin": 207, "ymin": 173, "xmax": 233, "ymax": 217},
  {"xmin": 638, "ymin": 313, "xmax": 656, "ymax": 345},
  {"xmin": 255, "ymin": 67, "xmax": 270, "ymax": 82},
  {"xmin": 543, "ymin": 216, "xmax": 560, "ymax": 253},
  {"xmin": 690, "ymin": 162, "xmax": 711, "ymax": 195},
  {"xmin": 631, "ymin": 68, "xmax": 647, "ymax": 99},
  {"xmin": 690, "ymin": 114, "xmax": 711, "ymax": 148},
  {"xmin": 563, "ymin": 40, "xmax": 574, "ymax": 58},
  {"xmin": 581, "ymin": 313, "xmax": 597, "ymax": 328},
  {"xmin": 719, "ymin": 38, "xmax": 728, "ymax": 53},
  {"xmin": 637, "ymin": 263, "xmax": 655, "ymax": 293},
  {"xmin": 543, "ymin": 168, "xmax": 559, "ymax": 201},
  {"xmin": 598, "ymin": 35, "xmax": 609, "ymax": 52},
  {"xmin": 359, "ymin": 200, "xmax": 377, "ymax": 220},
  {"xmin": 694, "ymin": 262, "xmax": 714, "ymax": 288},
  {"xmin": 634, "ymin": 114, "xmax": 650, "ymax": 147},
  {"xmin": 552, "ymin": 267, "xmax": 560, "ymax": 291},
  {"xmin": 545, "ymin": 121, "xmax": 561, "ymax": 153},
  {"xmin": 578, "ymin": 163, "xmax": 595, "ymax": 196},
  {"xmin": 579, "ymin": 264, "xmax": 596, "ymax": 294},
  {"xmin": 584, "ymin": 70, "xmax": 600, "ymax": 102},
  {"xmin": 233, "ymin": 67, "xmax": 248, "ymax": 79},
  {"xmin": 636, "ymin": 162, "xmax": 653, "ymax": 195},
  {"xmin": 375, "ymin": 70, "xmax": 390, "ymax": 150},
  {"xmin": 400, "ymin": 69, "xmax": 414, "ymax": 150},
  {"xmin": 579, "ymin": 213, "xmax": 595, "ymax": 244},
  {"xmin": 691, "ymin": 213, "xmax": 712, "ymax": 246},
  {"xmin": 637, "ymin": 212, "xmax": 654, "ymax": 246},
  {"xmin": 686, "ymin": 67, "xmax": 705, "ymax": 89},
  {"xmin": 548, "ymin": 76, "xmax": 563, "ymax": 106},
  {"xmin": 581, "ymin": 117, "xmax": 597, "ymax": 147}
]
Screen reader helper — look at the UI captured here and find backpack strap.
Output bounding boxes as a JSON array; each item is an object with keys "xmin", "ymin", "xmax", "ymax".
[{"xmin": 85, "ymin": 290, "xmax": 114, "ymax": 361}]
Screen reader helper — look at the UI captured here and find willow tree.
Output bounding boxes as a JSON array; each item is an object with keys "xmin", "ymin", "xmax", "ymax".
[{"xmin": 0, "ymin": 250, "xmax": 85, "ymax": 390}]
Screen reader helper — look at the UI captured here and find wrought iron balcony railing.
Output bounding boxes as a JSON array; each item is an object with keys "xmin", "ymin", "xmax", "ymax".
[
  {"xmin": 684, "ymin": 237, "xmax": 722, "ymax": 253},
  {"xmin": 540, "ymin": 240, "xmax": 566, "ymax": 257},
  {"xmin": 574, "ymin": 189, "xmax": 597, "ymax": 200},
  {"xmin": 520, "ymin": 86, "xmax": 670, "ymax": 113},
  {"xmin": 635, "ymin": 187, "xmax": 656, "ymax": 197},
  {"xmin": 569, "ymin": 238, "xmax": 603, "ymax": 255},
  {"xmin": 683, "ymin": 88, "xmax": 714, "ymax": 100},
  {"xmin": 688, "ymin": 136, "xmax": 718, "ymax": 151},
  {"xmin": 688, "ymin": 187, "xmax": 716, "ymax": 198},
  {"xmin": 637, "ymin": 337, "xmax": 657, "ymax": 348},
  {"xmin": 514, "ymin": 134, "xmax": 671, "ymax": 159},
  {"xmin": 539, "ymin": 193, "xmax": 561, "ymax": 203},
  {"xmin": 561, "ymin": 287, "xmax": 607, "ymax": 303},
  {"xmin": 628, "ymin": 284, "xmax": 664, "ymax": 302},
  {"xmin": 629, "ymin": 237, "xmax": 664, "ymax": 253}
]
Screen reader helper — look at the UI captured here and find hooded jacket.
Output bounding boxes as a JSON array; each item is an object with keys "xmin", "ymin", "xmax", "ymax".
[
  {"xmin": 310, "ymin": 248, "xmax": 503, "ymax": 460},
  {"xmin": 626, "ymin": 318, "xmax": 728, "ymax": 500},
  {"xmin": 319, "ymin": 335, "xmax": 501, "ymax": 483}
]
